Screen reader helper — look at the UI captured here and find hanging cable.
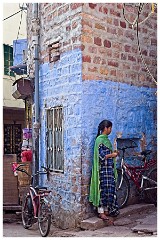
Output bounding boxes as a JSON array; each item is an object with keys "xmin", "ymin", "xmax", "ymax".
[
  {"xmin": 122, "ymin": 3, "xmax": 157, "ymax": 85},
  {"xmin": 136, "ymin": 7, "xmax": 157, "ymax": 85},
  {"xmin": 3, "ymin": 9, "xmax": 22, "ymax": 21},
  {"xmin": 122, "ymin": 3, "xmax": 157, "ymax": 28},
  {"xmin": 13, "ymin": 8, "xmax": 24, "ymax": 60}
]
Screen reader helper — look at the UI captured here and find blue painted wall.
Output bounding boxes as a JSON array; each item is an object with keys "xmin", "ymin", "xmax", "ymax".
[{"xmin": 38, "ymin": 48, "xmax": 157, "ymax": 217}]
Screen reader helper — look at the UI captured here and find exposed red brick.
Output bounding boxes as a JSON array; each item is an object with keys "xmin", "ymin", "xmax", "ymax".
[
  {"xmin": 107, "ymin": 17, "xmax": 112, "ymax": 24},
  {"xmin": 93, "ymin": 56, "xmax": 101, "ymax": 64},
  {"xmin": 88, "ymin": 46, "xmax": 97, "ymax": 54},
  {"xmin": 89, "ymin": 3, "xmax": 97, "ymax": 9},
  {"xmin": 151, "ymin": 38, "xmax": 157, "ymax": 45},
  {"xmin": 103, "ymin": 7, "xmax": 108, "ymax": 14},
  {"xmin": 66, "ymin": 25, "xmax": 71, "ymax": 31},
  {"xmin": 72, "ymin": 20, "xmax": 78, "ymax": 29},
  {"xmin": 100, "ymin": 67, "xmax": 108, "ymax": 75},
  {"xmin": 113, "ymin": 51, "xmax": 120, "ymax": 59},
  {"xmin": 72, "ymin": 36, "xmax": 81, "ymax": 43},
  {"xmin": 101, "ymin": 59, "xmax": 106, "ymax": 65},
  {"xmin": 117, "ymin": 28, "xmax": 123, "ymax": 37},
  {"xmin": 149, "ymin": 50, "xmax": 156, "ymax": 57},
  {"xmin": 94, "ymin": 37, "xmax": 102, "ymax": 46},
  {"xmin": 125, "ymin": 30, "xmax": 135, "ymax": 41},
  {"xmin": 88, "ymin": 66, "xmax": 98, "ymax": 72},
  {"xmin": 122, "ymin": 63, "xmax": 131, "ymax": 70},
  {"xmin": 110, "ymin": 69, "xmax": 116, "ymax": 76},
  {"xmin": 82, "ymin": 19, "xmax": 92, "ymax": 28},
  {"xmin": 132, "ymin": 46, "xmax": 138, "ymax": 54},
  {"xmin": 142, "ymin": 28, "xmax": 148, "ymax": 34},
  {"xmin": 117, "ymin": 3, "xmax": 123, "ymax": 9},
  {"xmin": 120, "ymin": 21, "xmax": 126, "ymax": 28},
  {"xmin": 83, "ymin": 55, "xmax": 91, "ymax": 63},
  {"xmin": 99, "ymin": 6, "xmax": 103, "ymax": 13},
  {"xmin": 63, "ymin": 4, "xmax": 69, "ymax": 14},
  {"xmin": 121, "ymin": 53, "xmax": 127, "ymax": 61},
  {"xmin": 82, "ymin": 35, "xmax": 93, "ymax": 43},
  {"xmin": 70, "ymin": 3, "xmax": 83, "ymax": 10},
  {"xmin": 128, "ymin": 55, "xmax": 136, "ymax": 62},
  {"xmin": 108, "ymin": 60, "xmax": 119, "ymax": 67},
  {"xmin": 141, "ymin": 50, "xmax": 148, "ymax": 56},
  {"xmin": 51, "ymin": 3, "xmax": 62, "ymax": 10},
  {"xmin": 110, "ymin": 9, "xmax": 121, "ymax": 17},
  {"xmin": 112, "ymin": 42, "xmax": 122, "ymax": 51},
  {"xmin": 107, "ymin": 27, "xmax": 117, "ymax": 34},
  {"xmin": 125, "ymin": 45, "xmax": 131, "ymax": 52},
  {"xmin": 104, "ymin": 39, "xmax": 111, "ymax": 48},
  {"xmin": 81, "ymin": 44, "xmax": 85, "ymax": 51},
  {"xmin": 95, "ymin": 23, "xmax": 105, "ymax": 30},
  {"xmin": 113, "ymin": 19, "xmax": 119, "ymax": 26}
]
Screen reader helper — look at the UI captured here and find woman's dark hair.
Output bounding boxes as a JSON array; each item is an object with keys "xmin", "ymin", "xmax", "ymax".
[{"xmin": 96, "ymin": 120, "xmax": 112, "ymax": 137}]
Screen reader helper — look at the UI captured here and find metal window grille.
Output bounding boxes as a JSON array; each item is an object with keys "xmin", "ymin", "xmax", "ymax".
[
  {"xmin": 3, "ymin": 44, "xmax": 14, "ymax": 77},
  {"xmin": 46, "ymin": 106, "xmax": 64, "ymax": 172}
]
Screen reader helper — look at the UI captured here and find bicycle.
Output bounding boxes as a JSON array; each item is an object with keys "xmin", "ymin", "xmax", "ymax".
[
  {"xmin": 16, "ymin": 164, "xmax": 52, "ymax": 237},
  {"xmin": 116, "ymin": 140, "xmax": 157, "ymax": 209}
]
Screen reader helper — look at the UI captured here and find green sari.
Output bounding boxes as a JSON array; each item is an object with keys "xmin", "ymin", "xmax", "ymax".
[{"xmin": 89, "ymin": 134, "xmax": 118, "ymax": 207}]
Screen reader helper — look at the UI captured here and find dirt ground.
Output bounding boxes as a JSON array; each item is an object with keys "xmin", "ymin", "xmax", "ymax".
[{"xmin": 3, "ymin": 207, "xmax": 157, "ymax": 238}]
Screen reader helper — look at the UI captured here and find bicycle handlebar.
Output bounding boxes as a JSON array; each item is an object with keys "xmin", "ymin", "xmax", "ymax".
[
  {"xmin": 16, "ymin": 164, "xmax": 53, "ymax": 177},
  {"xmin": 118, "ymin": 145, "xmax": 137, "ymax": 151}
]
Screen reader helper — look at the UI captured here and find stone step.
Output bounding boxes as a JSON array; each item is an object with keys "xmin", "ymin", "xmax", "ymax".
[{"xmin": 80, "ymin": 203, "xmax": 155, "ymax": 230}]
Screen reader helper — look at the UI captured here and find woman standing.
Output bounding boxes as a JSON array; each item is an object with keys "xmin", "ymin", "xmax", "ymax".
[{"xmin": 89, "ymin": 120, "xmax": 119, "ymax": 221}]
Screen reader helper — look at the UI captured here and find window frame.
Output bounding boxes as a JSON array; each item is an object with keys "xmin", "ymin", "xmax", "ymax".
[
  {"xmin": 46, "ymin": 106, "xmax": 64, "ymax": 173},
  {"xmin": 3, "ymin": 44, "xmax": 14, "ymax": 77}
]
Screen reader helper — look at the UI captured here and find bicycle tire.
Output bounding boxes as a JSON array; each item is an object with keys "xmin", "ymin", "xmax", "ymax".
[
  {"xmin": 116, "ymin": 169, "xmax": 130, "ymax": 208},
  {"xmin": 22, "ymin": 195, "xmax": 33, "ymax": 229},
  {"xmin": 38, "ymin": 201, "xmax": 51, "ymax": 237},
  {"xmin": 145, "ymin": 167, "xmax": 157, "ymax": 204}
]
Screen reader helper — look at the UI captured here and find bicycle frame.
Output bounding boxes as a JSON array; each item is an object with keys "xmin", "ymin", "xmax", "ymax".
[{"xmin": 120, "ymin": 155, "xmax": 156, "ymax": 190}]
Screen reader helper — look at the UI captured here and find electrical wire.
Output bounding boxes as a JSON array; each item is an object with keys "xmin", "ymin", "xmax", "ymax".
[
  {"xmin": 123, "ymin": 3, "xmax": 157, "ymax": 85},
  {"xmin": 123, "ymin": 3, "xmax": 157, "ymax": 28},
  {"xmin": 136, "ymin": 5, "xmax": 157, "ymax": 85},
  {"xmin": 13, "ymin": 7, "xmax": 24, "ymax": 61},
  {"xmin": 3, "ymin": 9, "xmax": 23, "ymax": 21}
]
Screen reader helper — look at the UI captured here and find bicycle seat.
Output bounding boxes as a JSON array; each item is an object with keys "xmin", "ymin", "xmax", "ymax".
[{"xmin": 140, "ymin": 150, "xmax": 152, "ymax": 156}]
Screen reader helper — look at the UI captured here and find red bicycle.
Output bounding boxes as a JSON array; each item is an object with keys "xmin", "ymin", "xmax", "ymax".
[
  {"xmin": 116, "ymin": 140, "xmax": 157, "ymax": 208},
  {"xmin": 16, "ymin": 164, "xmax": 52, "ymax": 237}
]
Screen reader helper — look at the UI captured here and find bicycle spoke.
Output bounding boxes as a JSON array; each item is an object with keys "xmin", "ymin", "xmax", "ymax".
[{"xmin": 38, "ymin": 201, "xmax": 51, "ymax": 237}]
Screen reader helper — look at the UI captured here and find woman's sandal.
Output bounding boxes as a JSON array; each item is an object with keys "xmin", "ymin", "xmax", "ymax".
[{"xmin": 98, "ymin": 214, "xmax": 113, "ymax": 224}]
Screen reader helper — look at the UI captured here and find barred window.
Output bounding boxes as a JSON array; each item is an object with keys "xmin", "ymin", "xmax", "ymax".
[{"xmin": 46, "ymin": 106, "xmax": 64, "ymax": 172}]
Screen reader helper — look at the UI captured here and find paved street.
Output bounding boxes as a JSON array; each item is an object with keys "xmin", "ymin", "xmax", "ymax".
[{"xmin": 3, "ymin": 203, "xmax": 157, "ymax": 237}]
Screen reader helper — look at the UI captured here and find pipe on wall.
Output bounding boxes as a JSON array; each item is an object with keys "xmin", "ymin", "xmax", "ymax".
[{"xmin": 32, "ymin": 3, "xmax": 40, "ymax": 186}]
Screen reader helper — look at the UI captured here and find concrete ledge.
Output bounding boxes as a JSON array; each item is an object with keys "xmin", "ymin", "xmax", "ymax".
[
  {"xmin": 80, "ymin": 204, "xmax": 156, "ymax": 230},
  {"xmin": 80, "ymin": 216, "xmax": 110, "ymax": 230}
]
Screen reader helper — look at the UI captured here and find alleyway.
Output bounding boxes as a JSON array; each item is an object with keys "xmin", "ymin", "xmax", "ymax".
[{"xmin": 3, "ymin": 203, "xmax": 157, "ymax": 237}]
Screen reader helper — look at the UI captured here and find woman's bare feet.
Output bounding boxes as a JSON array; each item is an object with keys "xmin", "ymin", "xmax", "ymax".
[{"xmin": 98, "ymin": 213, "xmax": 113, "ymax": 224}]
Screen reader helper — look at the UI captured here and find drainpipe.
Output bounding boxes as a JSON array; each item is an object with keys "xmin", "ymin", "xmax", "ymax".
[{"xmin": 32, "ymin": 3, "xmax": 40, "ymax": 186}]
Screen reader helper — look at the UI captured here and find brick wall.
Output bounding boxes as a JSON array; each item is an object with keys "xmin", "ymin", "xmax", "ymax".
[
  {"xmin": 26, "ymin": 3, "xmax": 157, "ymax": 228},
  {"xmin": 81, "ymin": 3, "xmax": 157, "ymax": 87}
]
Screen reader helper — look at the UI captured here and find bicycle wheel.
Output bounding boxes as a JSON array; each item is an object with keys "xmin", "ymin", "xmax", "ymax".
[
  {"xmin": 145, "ymin": 167, "xmax": 157, "ymax": 204},
  {"xmin": 38, "ymin": 201, "xmax": 51, "ymax": 237},
  {"xmin": 116, "ymin": 169, "xmax": 130, "ymax": 208},
  {"xmin": 22, "ymin": 195, "xmax": 33, "ymax": 229}
]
